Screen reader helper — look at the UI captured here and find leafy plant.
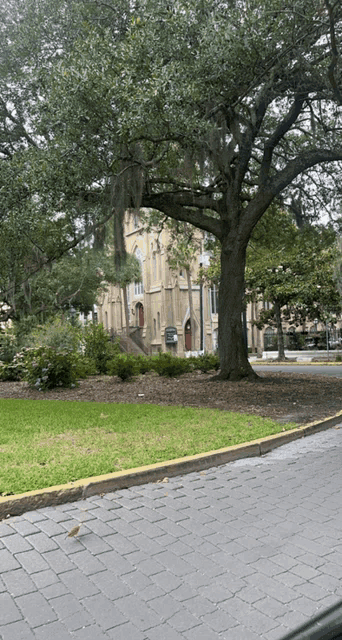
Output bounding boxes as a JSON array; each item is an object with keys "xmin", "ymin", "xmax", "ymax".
[
  {"xmin": 73, "ymin": 354, "xmax": 97, "ymax": 379},
  {"xmin": 23, "ymin": 346, "xmax": 79, "ymax": 390},
  {"xmin": 133, "ymin": 355, "xmax": 154, "ymax": 374},
  {"xmin": 0, "ymin": 361, "xmax": 25, "ymax": 381},
  {"xmin": 25, "ymin": 316, "xmax": 82, "ymax": 352},
  {"xmin": 107, "ymin": 354, "xmax": 139, "ymax": 381},
  {"xmin": 0, "ymin": 329, "xmax": 17, "ymax": 364},
  {"xmin": 151, "ymin": 352, "xmax": 191, "ymax": 377},
  {"xmin": 83, "ymin": 323, "xmax": 119, "ymax": 374},
  {"xmin": 189, "ymin": 353, "xmax": 220, "ymax": 373}
]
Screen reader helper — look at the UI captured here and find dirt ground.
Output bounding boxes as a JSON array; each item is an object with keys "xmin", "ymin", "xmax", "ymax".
[{"xmin": 1, "ymin": 369, "xmax": 341, "ymax": 425}]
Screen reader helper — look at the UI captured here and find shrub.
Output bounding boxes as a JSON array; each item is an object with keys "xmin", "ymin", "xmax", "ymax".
[
  {"xmin": 151, "ymin": 352, "xmax": 191, "ymax": 377},
  {"xmin": 0, "ymin": 349, "xmax": 28, "ymax": 381},
  {"xmin": 190, "ymin": 353, "xmax": 220, "ymax": 373},
  {"xmin": 83, "ymin": 324, "xmax": 119, "ymax": 374},
  {"xmin": 107, "ymin": 354, "xmax": 139, "ymax": 381},
  {"xmin": 0, "ymin": 329, "xmax": 17, "ymax": 363},
  {"xmin": 0, "ymin": 361, "xmax": 25, "ymax": 381},
  {"xmin": 25, "ymin": 316, "xmax": 82, "ymax": 352},
  {"xmin": 134, "ymin": 355, "xmax": 154, "ymax": 374},
  {"xmin": 23, "ymin": 346, "xmax": 79, "ymax": 390},
  {"xmin": 73, "ymin": 354, "xmax": 97, "ymax": 379},
  {"xmin": 336, "ymin": 354, "xmax": 342, "ymax": 362}
]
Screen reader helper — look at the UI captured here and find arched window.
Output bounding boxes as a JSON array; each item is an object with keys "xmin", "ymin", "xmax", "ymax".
[
  {"xmin": 157, "ymin": 312, "xmax": 160, "ymax": 330},
  {"xmin": 134, "ymin": 248, "xmax": 144, "ymax": 296},
  {"xmin": 212, "ymin": 328, "xmax": 218, "ymax": 352},
  {"xmin": 153, "ymin": 252, "xmax": 157, "ymax": 281},
  {"xmin": 209, "ymin": 285, "xmax": 219, "ymax": 315}
]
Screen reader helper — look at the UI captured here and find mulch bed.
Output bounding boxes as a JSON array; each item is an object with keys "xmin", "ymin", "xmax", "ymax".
[{"xmin": 1, "ymin": 370, "xmax": 341, "ymax": 425}]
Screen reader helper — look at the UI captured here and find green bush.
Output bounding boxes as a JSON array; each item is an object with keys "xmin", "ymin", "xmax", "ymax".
[
  {"xmin": 0, "ymin": 329, "xmax": 17, "ymax": 364},
  {"xmin": 25, "ymin": 316, "xmax": 82, "ymax": 352},
  {"xmin": 107, "ymin": 354, "xmax": 139, "ymax": 381},
  {"xmin": 0, "ymin": 360, "xmax": 25, "ymax": 381},
  {"xmin": 151, "ymin": 352, "xmax": 192, "ymax": 377},
  {"xmin": 73, "ymin": 354, "xmax": 98, "ymax": 379},
  {"xmin": 83, "ymin": 324, "xmax": 119, "ymax": 374},
  {"xmin": 0, "ymin": 348, "xmax": 28, "ymax": 381},
  {"xmin": 189, "ymin": 353, "xmax": 220, "ymax": 373},
  {"xmin": 134, "ymin": 355, "xmax": 154, "ymax": 374},
  {"xmin": 23, "ymin": 346, "xmax": 79, "ymax": 390}
]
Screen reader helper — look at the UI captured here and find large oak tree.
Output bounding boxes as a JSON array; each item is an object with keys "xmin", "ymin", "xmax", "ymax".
[{"xmin": 2, "ymin": 0, "xmax": 342, "ymax": 379}]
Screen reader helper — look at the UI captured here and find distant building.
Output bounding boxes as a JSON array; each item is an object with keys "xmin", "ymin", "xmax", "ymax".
[
  {"xmin": 97, "ymin": 213, "xmax": 219, "ymax": 356},
  {"xmin": 97, "ymin": 213, "xmax": 342, "ymax": 356}
]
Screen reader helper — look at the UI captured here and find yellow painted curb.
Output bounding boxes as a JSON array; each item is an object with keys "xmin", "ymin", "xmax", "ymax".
[{"xmin": 1, "ymin": 410, "xmax": 342, "ymax": 521}]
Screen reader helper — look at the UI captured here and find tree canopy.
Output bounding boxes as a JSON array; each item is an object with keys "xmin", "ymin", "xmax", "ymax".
[
  {"xmin": 245, "ymin": 209, "xmax": 342, "ymax": 358},
  {"xmin": 2, "ymin": 0, "xmax": 342, "ymax": 378}
]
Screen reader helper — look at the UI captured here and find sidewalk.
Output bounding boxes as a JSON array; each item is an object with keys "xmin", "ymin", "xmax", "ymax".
[{"xmin": 1, "ymin": 426, "xmax": 342, "ymax": 639}]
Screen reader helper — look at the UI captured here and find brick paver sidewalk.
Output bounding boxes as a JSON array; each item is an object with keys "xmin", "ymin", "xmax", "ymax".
[{"xmin": 1, "ymin": 427, "xmax": 342, "ymax": 640}]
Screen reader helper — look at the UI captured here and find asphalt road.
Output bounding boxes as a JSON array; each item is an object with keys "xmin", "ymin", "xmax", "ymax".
[{"xmin": 253, "ymin": 364, "xmax": 342, "ymax": 377}]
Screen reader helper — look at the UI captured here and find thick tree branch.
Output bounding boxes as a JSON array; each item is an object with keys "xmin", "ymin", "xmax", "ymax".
[
  {"xmin": 141, "ymin": 193, "xmax": 222, "ymax": 238},
  {"xmin": 259, "ymin": 94, "xmax": 307, "ymax": 185},
  {"xmin": 270, "ymin": 148, "xmax": 342, "ymax": 198}
]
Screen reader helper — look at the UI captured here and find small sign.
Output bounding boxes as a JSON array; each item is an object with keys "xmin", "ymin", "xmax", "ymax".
[{"xmin": 165, "ymin": 326, "xmax": 178, "ymax": 344}]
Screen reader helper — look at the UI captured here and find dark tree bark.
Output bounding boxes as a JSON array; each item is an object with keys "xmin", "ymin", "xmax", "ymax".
[
  {"xmin": 274, "ymin": 301, "xmax": 286, "ymax": 361},
  {"xmin": 217, "ymin": 237, "xmax": 257, "ymax": 380}
]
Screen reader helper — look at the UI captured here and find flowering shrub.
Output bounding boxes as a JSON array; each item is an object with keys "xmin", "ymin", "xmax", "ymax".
[
  {"xmin": 23, "ymin": 346, "xmax": 79, "ymax": 390},
  {"xmin": 0, "ymin": 349, "xmax": 28, "ymax": 381}
]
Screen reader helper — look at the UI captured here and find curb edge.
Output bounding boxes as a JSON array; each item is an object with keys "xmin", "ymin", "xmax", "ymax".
[{"xmin": 1, "ymin": 410, "xmax": 342, "ymax": 520}]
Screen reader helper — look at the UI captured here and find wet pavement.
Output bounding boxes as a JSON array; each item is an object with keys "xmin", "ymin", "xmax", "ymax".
[{"xmin": 1, "ymin": 427, "xmax": 342, "ymax": 639}]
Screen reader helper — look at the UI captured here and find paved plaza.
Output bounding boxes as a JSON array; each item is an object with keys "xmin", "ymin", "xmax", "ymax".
[{"xmin": 1, "ymin": 427, "xmax": 342, "ymax": 639}]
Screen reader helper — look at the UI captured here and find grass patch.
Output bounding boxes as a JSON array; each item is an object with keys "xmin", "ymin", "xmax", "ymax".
[{"xmin": 0, "ymin": 398, "xmax": 297, "ymax": 495}]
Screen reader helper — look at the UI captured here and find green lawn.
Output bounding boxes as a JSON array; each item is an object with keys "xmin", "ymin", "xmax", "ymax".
[{"xmin": 0, "ymin": 398, "xmax": 297, "ymax": 495}]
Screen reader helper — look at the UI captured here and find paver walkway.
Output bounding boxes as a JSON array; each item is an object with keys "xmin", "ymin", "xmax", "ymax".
[{"xmin": 1, "ymin": 427, "xmax": 342, "ymax": 640}]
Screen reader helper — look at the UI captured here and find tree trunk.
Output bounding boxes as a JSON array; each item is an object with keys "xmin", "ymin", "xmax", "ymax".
[
  {"xmin": 122, "ymin": 286, "xmax": 130, "ymax": 336},
  {"xmin": 274, "ymin": 301, "xmax": 285, "ymax": 360},
  {"xmin": 113, "ymin": 208, "xmax": 126, "ymax": 272},
  {"xmin": 113, "ymin": 204, "xmax": 130, "ymax": 335},
  {"xmin": 186, "ymin": 268, "xmax": 195, "ymax": 352},
  {"xmin": 217, "ymin": 238, "xmax": 258, "ymax": 380}
]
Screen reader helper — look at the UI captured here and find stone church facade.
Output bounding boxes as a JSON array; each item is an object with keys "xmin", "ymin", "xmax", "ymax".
[{"xmin": 97, "ymin": 213, "xmax": 220, "ymax": 356}]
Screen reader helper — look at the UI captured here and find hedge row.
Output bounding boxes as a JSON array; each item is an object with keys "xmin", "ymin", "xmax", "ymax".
[{"xmin": 0, "ymin": 349, "xmax": 220, "ymax": 389}]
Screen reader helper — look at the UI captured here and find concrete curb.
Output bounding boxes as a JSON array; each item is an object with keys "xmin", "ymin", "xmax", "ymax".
[{"xmin": 1, "ymin": 410, "xmax": 342, "ymax": 521}]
